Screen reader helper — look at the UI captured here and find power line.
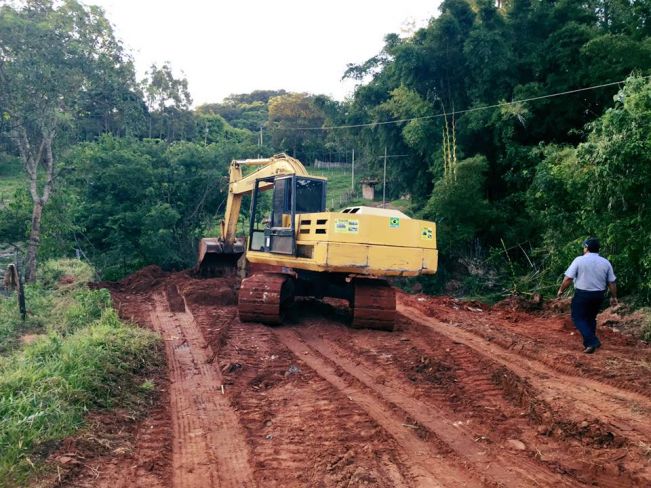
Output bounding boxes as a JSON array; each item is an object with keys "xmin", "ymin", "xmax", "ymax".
[{"xmin": 286, "ymin": 76, "xmax": 651, "ymax": 131}]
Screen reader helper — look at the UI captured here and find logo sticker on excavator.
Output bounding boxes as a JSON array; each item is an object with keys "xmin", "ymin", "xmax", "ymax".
[
  {"xmin": 334, "ymin": 218, "xmax": 359, "ymax": 234},
  {"xmin": 421, "ymin": 226, "xmax": 433, "ymax": 240},
  {"xmin": 389, "ymin": 217, "xmax": 400, "ymax": 228}
]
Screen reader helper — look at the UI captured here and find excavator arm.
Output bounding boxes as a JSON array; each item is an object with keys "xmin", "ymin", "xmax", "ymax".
[
  {"xmin": 221, "ymin": 154, "xmax": 310, "ymax": 242},
  {"xmin": 197, "ymin": 153, "xmax": 309, "ymax": 273}
]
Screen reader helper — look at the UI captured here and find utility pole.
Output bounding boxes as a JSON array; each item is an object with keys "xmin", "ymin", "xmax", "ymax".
[
  {"xmin": 376, "ymin": 152, "xmax": 409, "ymax": 206},
  {"xmin": 383, "ymin": 146, "xmax": 387, "ymax": 207},
  {"xmin": 351, "ymin": 149, "xmax": 355, "ymax": 191}
]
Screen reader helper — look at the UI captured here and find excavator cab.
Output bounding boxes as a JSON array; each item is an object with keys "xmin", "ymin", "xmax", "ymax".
[
  {"xmin": 197, "ymin": 154, "xmax": 324, "ymax": 276},
  {"xmin": 248, "ymin": 175, "xmax": 327, "ymax": 256}
]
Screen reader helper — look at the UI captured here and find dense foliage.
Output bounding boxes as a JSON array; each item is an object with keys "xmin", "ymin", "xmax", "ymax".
[
  {"xmin": 341, "ymin": 0, "xmax": 651, "ymax": 301},
  {"xmin": 530, "ymin": 77, "xmax": 651, "ymax": 302}
]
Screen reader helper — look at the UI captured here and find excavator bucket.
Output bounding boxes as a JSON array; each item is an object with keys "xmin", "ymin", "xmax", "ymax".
[{"xmin": 197, "ymin": 237, "xmax": 245, "ymax": 276}]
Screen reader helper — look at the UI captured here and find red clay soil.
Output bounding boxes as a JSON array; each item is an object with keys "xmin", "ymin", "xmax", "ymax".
[{"xmin": 55, "ymin": 268, "xmax": 651, "ymax": 487}]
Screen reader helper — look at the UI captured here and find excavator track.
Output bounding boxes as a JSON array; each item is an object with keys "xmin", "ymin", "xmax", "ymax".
[
  {"xmin": 238, "ymin": 273, "xmax": 294, "ymax": 325},
  {"xmin": 351, "ymin": 279, "xmax": 396, "ymax": 331}
]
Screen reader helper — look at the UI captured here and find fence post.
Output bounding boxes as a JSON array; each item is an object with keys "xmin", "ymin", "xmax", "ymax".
[{"xmin": 14, "ymin": 253, "xmax": 26, "ymax": 321}]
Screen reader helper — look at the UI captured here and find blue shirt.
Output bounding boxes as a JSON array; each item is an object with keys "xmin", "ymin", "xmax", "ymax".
[{"xmin": 564, "ymin": 253, "xmax": 616, "ymax": 292}]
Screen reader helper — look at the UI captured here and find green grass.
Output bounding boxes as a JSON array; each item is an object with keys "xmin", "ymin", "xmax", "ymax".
[
  {"xmin": 311, "ymin": 169, "xmax": 415, "ymax": 214},
  {"xmin": 0, "ymin": 259, "xmax": 162, "ymax": 486},
  {"xmin": 0, "ymin": 260, "xmax": 99, "ymax": 355},
  {"xmin": 311, "ymin": 169, "xmax": 357, "ymax": 210},
  {"xmin": 387, "ymin": 198, "xmax": 413, "ymax": 214},
  {"xmin": 0, "ymin": 155, "xmax": 24, "ymax": 208}
]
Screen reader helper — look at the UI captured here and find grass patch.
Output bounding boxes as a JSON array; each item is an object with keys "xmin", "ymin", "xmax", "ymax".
[
  {"xmin": 0, "ymin": 260, "xmax": 99, "ymax": 355},
  {"xmin": 0, "ymin": 259, "xmax": 161, "ymax": 486},
  {"xmin": 311, "ymin": 170, "xmax": 414, "ymax": 214},
  {"xmin": 311, "ymin": 169, "xmax": 357, "ymax": 210},
  {"xmin": 0, "ymin": 284, "xmax": 53, "ymax": 355},
  {"xmin": 0, "ymin": 154, "xmax": 24, "ymax": 208}
]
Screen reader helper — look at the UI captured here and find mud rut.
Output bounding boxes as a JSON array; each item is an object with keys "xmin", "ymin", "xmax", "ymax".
[{"xmin": 91, "ymin": 269, "xmax": 650, "ymax": 488}]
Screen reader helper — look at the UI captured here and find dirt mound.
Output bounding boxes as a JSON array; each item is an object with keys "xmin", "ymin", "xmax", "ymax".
[
  {"xmin": 179, "ymin": 278, "xmax": 237, "ymax": 307},
  {"xmin": 543, "ymin": 297, "xmax": 572, "ymax": 314},
  {"xmin": 398, "ymin": 292, "xmax": 488, "ymax": 322},
  {"xmin": 115, "ymin": 265, "xmax": 167, "ymax": 293},
  {"xmin": 598, "ymin": 305, "xmax": 651, "ymax": 341},
  {"xmin": 58, "ymin": 274, "xmax": 76, "ymax": 285},
  {"xmin": 494, "ymin": 293, "xmax": 544, "ymax": 312}
]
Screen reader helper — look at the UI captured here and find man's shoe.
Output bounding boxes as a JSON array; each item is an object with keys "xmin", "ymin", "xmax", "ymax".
[{"xmin": 583, "ymin": 346, "xmax": 596, "ymax": 354}]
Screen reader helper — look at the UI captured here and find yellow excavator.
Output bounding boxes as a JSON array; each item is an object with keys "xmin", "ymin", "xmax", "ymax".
[{"xmin": 198, "ymin": 153, "xmax": 438, "ymax": 331}]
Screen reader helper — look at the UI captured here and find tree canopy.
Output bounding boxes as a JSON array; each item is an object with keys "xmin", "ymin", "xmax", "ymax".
[{"xmin": 0, "ymin": 0, "xmax": 141, "ymax": 279}]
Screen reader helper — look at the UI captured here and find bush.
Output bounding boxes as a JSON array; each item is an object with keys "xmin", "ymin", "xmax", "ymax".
[
  {"xmin": 0, "ymin": 259, "xmax": 101, "ymax": 353},
  {"xmin": 642, "ymin": 318, "xmax": 651, "ymax": 343},
  {"xmin": 38, "ymin": 259, "xmax": 95, "ymax": 288},
  {"xmin": 60, "ymin": 135, "xmax": 260, "ymax": 278},
  {"xmin": 421, "ymin": 155, "xmax": 495, "ymax": 256},
  {"xmin": 528, "ymin": 76, "xmax": 651, "ymax": 303}
]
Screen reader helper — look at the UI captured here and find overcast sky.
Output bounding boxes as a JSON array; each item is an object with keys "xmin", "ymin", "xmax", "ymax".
[{"xmin": 90, "ymin": 0, "xmax": 442, "ymax": 106}]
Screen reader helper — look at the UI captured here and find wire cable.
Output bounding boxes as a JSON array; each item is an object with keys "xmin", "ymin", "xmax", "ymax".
[{"xmin": 285, "ymin": 75, "xmax": 651, "ymax": 131}]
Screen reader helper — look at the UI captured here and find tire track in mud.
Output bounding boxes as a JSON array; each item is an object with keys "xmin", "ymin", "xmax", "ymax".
[
  {"xmin": 335, "ymin": 316, "xmax": 647, "ymax": 487},
  {"xmin": 215, "ymin": 320, "xmax": 416, "ymax": 487},
  {"xmin": 398, "ymin": 301, "xmax": 651, "ymax": 445},
  {"xmin": 273, "ymin": 327, "xmax": 478, "ymax": 488},
  {"xmin": 149, "ymin": 292, "xmax": 255, "ymax": 488},
  {"xmin": 402, "ymin": 295, "xmax": 651, "ymax": 398},
  {"xmin": 280, "ymin": 327, "xmax": 578, "ymax": 488},
  {"xmin": 93, "ymin": 269, "xmax": 649, "ymax": 488}
]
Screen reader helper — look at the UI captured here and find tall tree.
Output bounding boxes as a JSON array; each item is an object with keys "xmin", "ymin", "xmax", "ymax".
[
  {"xmin": 267, "ymin": 93, "xmax": 326, "ymax": 162},
  {"xmin": 141, "ymin": 62, "xmax": 193, "ymax": 140},
  {"xmin": 0, "ymin": 0, "xmax": 139, "ymax": 280}
]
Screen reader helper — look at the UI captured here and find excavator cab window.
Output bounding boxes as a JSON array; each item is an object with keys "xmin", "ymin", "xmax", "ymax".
[
  {"xmin": 295, "ymin": 178, "xmax": 326, "ymax": 213},
  {"xmin": 271, "ymin": 177, "xmax": 291, "ymax": 228},
  {"xmin": 249, "ymin": 175, "xmax": 326, "ymax": 255}
]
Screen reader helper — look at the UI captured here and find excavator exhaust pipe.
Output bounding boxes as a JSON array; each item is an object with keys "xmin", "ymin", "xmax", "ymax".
[{"xmin": 196, "ymin": 237, "xmax": 245, "ymax": 276}]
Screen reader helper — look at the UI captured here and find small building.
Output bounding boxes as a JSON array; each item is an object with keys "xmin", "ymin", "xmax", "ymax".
[{"xmin": 360, "ymin": 178, "xmax": 379, "ymax": 201}]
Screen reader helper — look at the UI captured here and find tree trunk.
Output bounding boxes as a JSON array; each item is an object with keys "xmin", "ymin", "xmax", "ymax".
[
  {"xmin": 25, "ymin": 199, "xmax": 43, "ymax": 282},
  {"xmin": 13, "ymin": 127, "xmax": 55, "ymax": 282}
]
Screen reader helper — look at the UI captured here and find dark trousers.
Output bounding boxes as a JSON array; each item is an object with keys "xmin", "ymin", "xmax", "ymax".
[{"xmin": 571, "ymin": 289, "xmax": 605, "ymax": 348}]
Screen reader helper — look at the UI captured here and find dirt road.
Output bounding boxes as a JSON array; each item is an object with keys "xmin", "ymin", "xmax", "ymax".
[{"xmin": 69, "ymin": 267, "xmax": 651, "ymax": 487}]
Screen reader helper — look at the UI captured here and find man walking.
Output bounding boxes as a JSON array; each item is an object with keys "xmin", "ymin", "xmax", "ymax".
[{"xmin": 557, "ymin": 238, "xmax": 618, "ymax": 354}]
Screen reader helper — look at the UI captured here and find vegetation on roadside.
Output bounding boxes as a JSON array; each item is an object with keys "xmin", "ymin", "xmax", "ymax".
[{"xmin": 0, "ymin": 259, "xmax": 162, "ymax": 486}]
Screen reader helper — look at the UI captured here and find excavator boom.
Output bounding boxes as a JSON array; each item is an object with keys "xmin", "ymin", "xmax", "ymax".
[{"xmin": 197, "ymin": 154, "xmax": 311, "ymax": 274}]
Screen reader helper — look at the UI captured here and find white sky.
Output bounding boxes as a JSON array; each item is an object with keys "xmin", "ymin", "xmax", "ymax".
[{"xmin": 90, "ymin": 0, "xmax": 442, "ymax": 106}]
